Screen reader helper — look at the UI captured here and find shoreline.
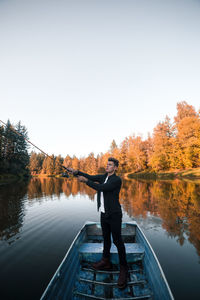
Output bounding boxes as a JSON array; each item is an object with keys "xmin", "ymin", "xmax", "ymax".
[
  {"xmin": 1, "ymin": 168, "xmax": 200, "ymax": 184},
  {"xmin": 124, "ymin": 168, "xmax": 200, "ymax": 181},
  {"xmin": 0, "ymin": 173, "xmax": 31, "ymax": 185}
]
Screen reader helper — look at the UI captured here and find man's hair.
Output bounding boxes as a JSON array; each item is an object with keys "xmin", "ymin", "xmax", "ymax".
[{"xmin": 108, "ymin": 157, "xmax": 119, "ymax": 167}]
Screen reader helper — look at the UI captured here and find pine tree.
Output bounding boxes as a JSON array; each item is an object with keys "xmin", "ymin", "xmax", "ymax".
[
  {"xmin": 0, "ymin": 126, "xmax": 3, "ymax": 157},
  {"xmin": 0, "ymin": 125, "xmax": 5, "ymax": 171},
  {"xmin": 1, "ymin": 120, "xmax": 30, "ymax": 174},
  {"xmin": 14, "ymin": 121, "xmax": 29, "ymax": 171},
  {"xmin": 4, "ymin": 120, "xmax": 16, "ymax": 163}
]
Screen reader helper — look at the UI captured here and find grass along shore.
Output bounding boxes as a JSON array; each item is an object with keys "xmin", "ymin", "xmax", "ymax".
[{"xmin": 124, "ymin": 168, "xmax": 200, "ymax": 180}]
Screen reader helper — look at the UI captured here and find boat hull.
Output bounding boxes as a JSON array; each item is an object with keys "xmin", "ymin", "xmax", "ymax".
[{"xmin": 40, "ymin": 221, "xmax": 174, "ymax": 300}]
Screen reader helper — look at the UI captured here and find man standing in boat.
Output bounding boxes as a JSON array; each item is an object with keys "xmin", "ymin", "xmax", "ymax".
[{"xmin": 67, "ymin": 157, "xmax": 128, "ymax": 289}]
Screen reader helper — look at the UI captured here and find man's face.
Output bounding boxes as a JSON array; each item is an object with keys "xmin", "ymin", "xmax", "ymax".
[{"xmin": 105, "ymin": 161, "xmax": 117, "ymax": 173}]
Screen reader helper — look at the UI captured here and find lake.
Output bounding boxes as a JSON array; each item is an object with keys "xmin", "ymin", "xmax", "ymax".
[{"xmin": 0, "ymin": 177, "xmax": 200, "ymax": 300}]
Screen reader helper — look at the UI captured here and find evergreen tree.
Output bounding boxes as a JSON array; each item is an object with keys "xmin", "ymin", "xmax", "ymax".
[
  {"xmin": 1, "ymin": 120, "xmax": 30, "ymax": 174},
  {"xmin": 4, "ymin": 120, "xmax": 16, "ymax": 164},
  {"xmin": 14, "ymin": 122, "xmax": 29, "ymax": 170},
  {"xmin": 0, "ymin": 125, "xmax": 5, "ymax": 171},
  {"xmin": 0, "ymin": 125, "xmax": 3, "ymax": 158}
]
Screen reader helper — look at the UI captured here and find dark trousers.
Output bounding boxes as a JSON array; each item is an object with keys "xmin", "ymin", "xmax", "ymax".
[{"xmin": 100, "ymin": 212, "xmax": 127, "ymax": 266}]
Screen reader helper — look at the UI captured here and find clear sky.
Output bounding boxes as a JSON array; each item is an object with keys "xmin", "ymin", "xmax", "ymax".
[{"xmin": 1, "ymin": 0, "xmax": 200, "ymax": 158}]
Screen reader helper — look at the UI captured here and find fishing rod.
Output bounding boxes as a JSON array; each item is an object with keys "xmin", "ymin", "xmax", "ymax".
[{"xmin": 0, "ymin": 119, "xmax": 70, "ymax": 174}]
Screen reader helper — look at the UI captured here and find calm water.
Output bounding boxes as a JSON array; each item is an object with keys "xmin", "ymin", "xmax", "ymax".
[{"xmin": 0, "ymin": 177, "xmax": 200, "ymax": 300}]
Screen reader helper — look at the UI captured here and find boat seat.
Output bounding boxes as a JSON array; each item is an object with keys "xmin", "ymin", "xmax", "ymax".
[
  {"xmin": 79, "ymin": 243, "xmax": 144, "ymax": 264},
  {"xmin": 86, "ymin": 224, "xmax": 136, "ymax": 236}
]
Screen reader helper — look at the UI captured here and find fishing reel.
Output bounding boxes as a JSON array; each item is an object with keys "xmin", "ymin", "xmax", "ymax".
[{"xmin": 61, "ymin": 172, "xmax": 69, "ymax": 178}]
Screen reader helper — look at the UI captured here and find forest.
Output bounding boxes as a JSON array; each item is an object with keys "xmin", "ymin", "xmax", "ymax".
[
  {"xmin": 0, "ymin": 120, "xmax": 29, "ymax": 177},
  {"xmin": 1, "ymin": 101, "xmax": 200, "ymax": 177}
]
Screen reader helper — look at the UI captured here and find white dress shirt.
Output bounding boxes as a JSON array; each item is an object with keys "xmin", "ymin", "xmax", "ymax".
[{"xmin": 100, "ymin": 176, "xmax": 108, "ymax": 213}]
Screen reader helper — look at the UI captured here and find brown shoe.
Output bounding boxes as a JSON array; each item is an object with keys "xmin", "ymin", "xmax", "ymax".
[
  {"xmin": 92, "ymin": 257, "xmax": 112, "ymax": 271},
  {"xmin": 117, "ymin": 264, "xmax": 128, "ymax": 289}
]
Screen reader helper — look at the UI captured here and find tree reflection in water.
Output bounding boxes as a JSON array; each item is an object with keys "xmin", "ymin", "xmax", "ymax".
[
  {"xmin": 0, "ymin": 181, "xmax": 28, "ymax": 243},
  {"xmin": 120, "ymin": 179, "xmax": 200, "ymax": 256},
  {"xmin": 27, "ymin": 177, "xmax": 200, "ymax": 256},
  {"xmin": 27, "ymin": 177, "xmax": 97, "ymax": 201},
  {"xmin": 1, "ymin": 177, "xmax": 200, "ymax": 256}
]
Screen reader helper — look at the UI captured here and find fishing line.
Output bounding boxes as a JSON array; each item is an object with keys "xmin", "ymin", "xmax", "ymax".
[{"xmin": 0, "ymin": 119, "xmax": 69, "ymax": 173}]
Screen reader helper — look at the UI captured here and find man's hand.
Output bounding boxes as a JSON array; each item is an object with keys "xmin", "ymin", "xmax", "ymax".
[
  {"xmin": 77, "ymin": 176, "xmax": 88, "ymax": 183},
  {"xmin": 66, "ymin": 167, "xmax": 78, "ymax": 175}
]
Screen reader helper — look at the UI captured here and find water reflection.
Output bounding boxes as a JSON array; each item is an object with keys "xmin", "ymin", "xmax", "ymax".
[
  {"xmin": 0, "ymin": 181, "xmax": 28, "ymax": 243},
  {"xmin": 1, "ymin": 177, "xmax": 200, "ymax": 256},
  {"xmin": 121, "ymin": 179, "xmax": 200, "ymax": 256},
  {"xmin": 27, "ymin": 177, "xmax": 96, "ymax": 201}
]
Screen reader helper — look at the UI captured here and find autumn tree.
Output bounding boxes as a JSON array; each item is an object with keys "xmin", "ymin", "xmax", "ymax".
[
  {"xmin": 127, "ymin": 135, "xmax": 147, "ymax": 172},
  {"xmin": 45, "ymin": 155, "xmax": 55, "ymax": 175},
  {"xmin": 110, "ymin": 139, "xmax": 118, "ymax": 154},
  {"xmin": 25, "ymin": 100, "xmax": 200, "ymax": 176},
  {"xmin": 174, "ymin": 101, "xmax": 200, "ymax": 168},
  {"xmin": 84, "ymin": 152, "xmax": 97, "ymax": 174},
  {"xmin": 63, "ymin": 155, "xmax": 72, "ymax": 168},
  {"xmin": 149, "ymin": 116, "xmax": 174, "ymax": 171},
  {"xmin": 118, "ymin": 138, "xmax": 129, "ymax": 173},
  {"xmin": 79, "ymin": 157, "xmax": 86, "ymax": 171},
  {"xmin": 97, "ymin": 153, "xmax": 105, "ymax": 173},
  {"xmin": 144, "ymin": 133, "xmax": 153, "ymax": 169},
  {"xmin": 71, "ymin": 155, "xmax": 79, "ymax": 170},
  {"xmin": 54, "ymin": 155, "xmax": 64, "ymax": 175},
  {"xmin": 29, "ymin": 152, "xmax": 41, "ymax": 174},
  {"xmin": 174, "ymin": 101, "xmax": 197, "ymax": 125}
]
